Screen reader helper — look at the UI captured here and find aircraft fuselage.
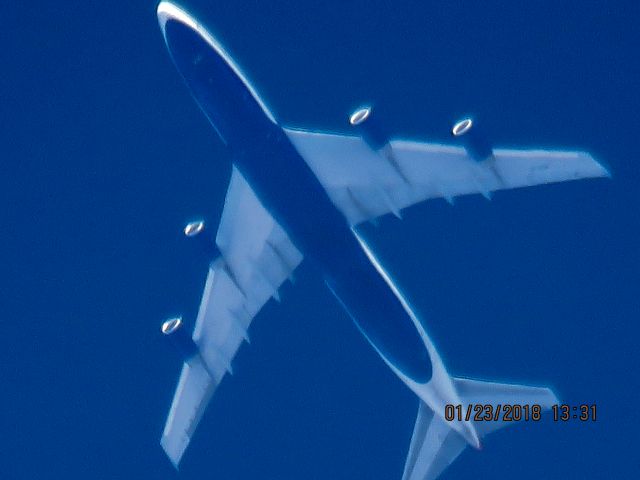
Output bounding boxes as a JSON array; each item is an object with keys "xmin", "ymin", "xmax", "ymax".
[{"xmin": 162, "ymin": 15, "xmax": 432, "ymax": 383}]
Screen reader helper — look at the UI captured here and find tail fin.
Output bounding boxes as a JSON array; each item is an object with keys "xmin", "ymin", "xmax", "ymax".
[{"xmin": 453, "ymin": 377, "xmax": 558, "ymax": 437}]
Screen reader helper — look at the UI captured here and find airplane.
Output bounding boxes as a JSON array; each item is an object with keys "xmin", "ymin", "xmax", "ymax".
[{"xmin": 154, "ymin": 2, "xmax": 609, "ymax": 478}]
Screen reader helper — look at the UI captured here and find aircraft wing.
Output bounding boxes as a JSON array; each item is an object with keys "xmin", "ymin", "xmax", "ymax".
[
  {"xmin": 161, "ymin": 167, "xmax": 303, "ymax": 466},
  {"xmin": 285, "ymin": 128, "xmax": 609, "ymax": 226}
]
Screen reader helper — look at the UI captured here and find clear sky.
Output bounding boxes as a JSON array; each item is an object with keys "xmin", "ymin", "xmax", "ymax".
[{"xmin": 2, "ymin": 1, "xmax": 638, "ymax": 478}]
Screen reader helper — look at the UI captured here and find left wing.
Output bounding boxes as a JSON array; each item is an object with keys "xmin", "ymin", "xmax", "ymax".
[
  {"xmin": 161, "ymin": 167, "xmax": 303, "ymax": 466},
  {"xmin": 285, "ymin": 128, "xmax": 609, "ymax": 226}
]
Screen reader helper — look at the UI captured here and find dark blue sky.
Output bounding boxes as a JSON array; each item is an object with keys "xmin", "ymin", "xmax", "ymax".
[{"xmin": 2, "ymin": 1, "xmax": 639, "ymax": 478}]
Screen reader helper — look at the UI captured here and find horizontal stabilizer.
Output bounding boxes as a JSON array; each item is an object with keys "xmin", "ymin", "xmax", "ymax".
[
  {"xmin": 402, "ymin": 401, "xmax": 467, "ymax": 480},
  {"xmin": 453, "ymin": 377, "xmax": 558, "ymax": 436},
  {"xmin": 403, "ymin": 378, "xmax": 558, "ymax": 480}
]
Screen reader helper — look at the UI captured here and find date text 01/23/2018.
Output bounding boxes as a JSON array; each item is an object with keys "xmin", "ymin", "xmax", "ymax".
[{"xmin": 444, "ymin": 404, "xmax": 597, "ymax": 422}]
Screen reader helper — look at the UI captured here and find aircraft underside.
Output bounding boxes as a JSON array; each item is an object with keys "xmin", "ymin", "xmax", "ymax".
[{"xmin": 155, "ymin": 2, "xmax": 609, "ymax": 478}]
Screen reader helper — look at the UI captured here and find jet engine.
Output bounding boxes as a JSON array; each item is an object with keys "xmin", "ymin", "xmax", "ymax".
[
  {"xmin": 451, "ymin": 117, "xmax": 493, "ymax": 162},
  {"xmin": 349, "ymin": 105, "xmax": 408, "ymax": 183},
  {"xmin": 349, "ymin": 105, "xmax": 389, "ymax": 152},
  {"xmin": 183, "ymin": 220, "xmax": 205, "ymax": 237},
  {"xmin": 183, "ymin": 220, "xmax": 219, "ymax": 257},
  {"xmin": 161, "ymin": 317, "xmax": 198, "ymax": 359}
]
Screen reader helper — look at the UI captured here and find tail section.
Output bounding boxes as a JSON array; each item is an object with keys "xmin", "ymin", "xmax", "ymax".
[
  {"xmin": 403, "ymin": 377, "xmax": 558, "ymax": 480},
  {"xmin": 402, "ymin": 402, "xmax": 467, "ymax": 480},
  {"xmin": 453, "ymin": 377, "xmax": 558, "ymax": 437}
]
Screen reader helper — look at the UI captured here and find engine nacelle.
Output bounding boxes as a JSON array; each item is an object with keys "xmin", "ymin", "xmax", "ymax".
[
  {"xmin": 349, "ymin": 106, "xmax": 389, "ymax": 152},
  {"xmin": 349, "ymin": 105, "xmax": 408, "ymax": 185},
  {"xmin": 161, "ymin": 317, "xmax": 198, "ymax": 360},
  {"xmin": 183, "ymin": 220, "xmax": 219, "ymax": 257},
  {"xmin": 184, "ymin": 220, "xmax": 205, "ymax": 237},
  {"xmin": 451, "ymin": 117, "xmax": 493, "ymax": 162}
]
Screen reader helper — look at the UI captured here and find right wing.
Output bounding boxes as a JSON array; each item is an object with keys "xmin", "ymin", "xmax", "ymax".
[
  {"xmin": 285, "ymin": 128, "xmax": 609, "ymax": 226},
  {"xmin": 161, "ymin": 167, "xmax": 303, "ymax": 467}
]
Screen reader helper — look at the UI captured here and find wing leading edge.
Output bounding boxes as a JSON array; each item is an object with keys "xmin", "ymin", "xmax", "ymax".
[{"xmin": 161, "ymin": 168, "xmax": 303, "ymax": 467}]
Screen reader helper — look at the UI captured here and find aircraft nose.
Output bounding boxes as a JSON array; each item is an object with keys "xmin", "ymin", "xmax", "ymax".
[{"xmin": 157, "ymin": 2, "xmax": 196, "ymax": 35}]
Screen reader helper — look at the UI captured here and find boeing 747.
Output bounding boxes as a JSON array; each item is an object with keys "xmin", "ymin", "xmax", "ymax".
[{"xmin": 155, "ymin": 3, "xmax": 608, "ymax": 478}]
